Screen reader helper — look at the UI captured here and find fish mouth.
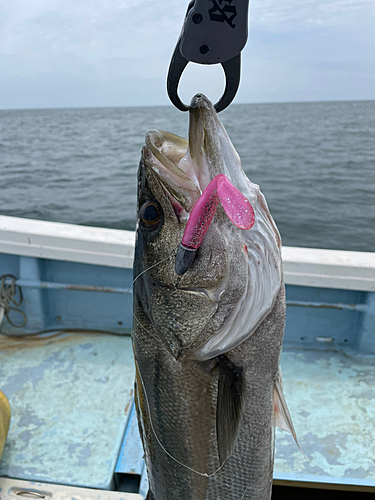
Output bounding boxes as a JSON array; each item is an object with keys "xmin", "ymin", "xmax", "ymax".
[
  {"xmin": 143, "ymin": 129, "xmax": 200, "ymax": 216},
  {"xmin": 143, "ymin": 94, "xmax": 243, "ymax": 217}
]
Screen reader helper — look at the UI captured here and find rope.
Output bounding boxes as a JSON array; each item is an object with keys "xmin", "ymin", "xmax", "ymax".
[
  {"xmin": 0, "ymin": 275, "xmax": 27, "ymax": 330},
  {"xmin": 0, "ymin": 327, "xmax": 129, "ymax": 339},
  {"xmin": 0, "ymin": 275, "xmax": 130, "ymax": 339}
]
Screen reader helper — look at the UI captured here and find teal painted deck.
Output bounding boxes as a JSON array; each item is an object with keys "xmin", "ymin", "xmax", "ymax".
[
  {"xmin": 2, "ymin": 335, "xmax": 375, "ymax": 493},
  {"xmin": 0, "ymin": 334, "xmax": 134, "ymax": 490},
  {"xmin": 275, "ymin": 349, "xmax": 375, "ymax": 489}
]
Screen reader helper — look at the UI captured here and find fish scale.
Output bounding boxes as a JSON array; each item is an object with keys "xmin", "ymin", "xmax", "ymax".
[
  {"xmin": 134, "ymin": 285, "xmax": 285, "ymax": 499},
  {"xmin": 206, "ymin": 285, "xmax": 286, "ymax": 499},
  {"xmin": 134, "ymin": 309, "xmax": 216, "ymax": 499}
]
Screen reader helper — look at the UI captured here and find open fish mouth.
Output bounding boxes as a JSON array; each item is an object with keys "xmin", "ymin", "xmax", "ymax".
[
  {"xmin": 143, "ymin": 94, "xmax": 246, "ymax": 218},
  {"xmin": 143, "ymin": 129, "xmax": 199, "ymax": 218}
]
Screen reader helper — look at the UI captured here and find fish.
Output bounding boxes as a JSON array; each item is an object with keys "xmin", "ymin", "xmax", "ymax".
[{"xmin": 132, "ymin": 94, "xmax": 299, "ymax": 500}]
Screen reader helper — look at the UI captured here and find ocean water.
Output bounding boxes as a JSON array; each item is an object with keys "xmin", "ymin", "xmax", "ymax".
[{"xmin": 0, "ymin": 101, "xmax": 374, "ymax": 252}]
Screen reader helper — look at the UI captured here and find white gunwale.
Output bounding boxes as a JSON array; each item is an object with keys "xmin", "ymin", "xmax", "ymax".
[{"xmin": 0, "ymin": 215, "xmax": 374, "ymax": 292}]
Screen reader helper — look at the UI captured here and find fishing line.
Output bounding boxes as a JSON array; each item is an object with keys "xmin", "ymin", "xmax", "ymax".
[
  {"xmin": 240, "ymin": 481, "xmax": 251, "ymax": 500},
  {"xmin": 135, "ymin": 357, "xmax": 229, "ymax": 479},
  {"xmin": 128, "ymin": 244, "xmax": 209, "ymax": 353},
  {"xmin": 126, "ymin": 245, "xmax": 179, "ymax": 335},
  {"xmin": 128, "ymin": 246, "xmax": 232, "ymax": 478},
  {"xmin": 129, "ymin": 243, "xmax": 223, "ymax": 355}
]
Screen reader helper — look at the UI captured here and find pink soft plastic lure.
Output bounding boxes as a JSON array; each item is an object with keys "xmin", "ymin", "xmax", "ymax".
[{"xmin": 175, "ymin": 174, "xmax": 255, "ymax": 275}]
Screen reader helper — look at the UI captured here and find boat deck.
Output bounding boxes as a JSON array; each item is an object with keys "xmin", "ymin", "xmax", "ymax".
[
  {"xmin": 275, "ymin": 348, "xmax": 375, "ymax": 491},
  {"xmin": 0, "ymin": 333, "xmax": 136, "ymax": 492},
  {"xmin": 1, "ymin": 332, "xmax": 375, "ymax": 496}
]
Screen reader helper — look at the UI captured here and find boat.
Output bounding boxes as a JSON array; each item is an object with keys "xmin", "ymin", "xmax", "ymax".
[{"xmin": 0, "ymin": 214, "xmax": 374, "ymax": 498}]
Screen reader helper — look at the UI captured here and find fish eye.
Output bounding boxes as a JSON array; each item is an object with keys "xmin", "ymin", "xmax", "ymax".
[{"xmin": 140, "ymin": 201, "xmax": 162, "ymax": 227}]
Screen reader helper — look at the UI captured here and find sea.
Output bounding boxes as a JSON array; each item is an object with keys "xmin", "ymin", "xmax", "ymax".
[{"xmin": 0, "ymin": 100, "xmax": 374, "ymax": 252}]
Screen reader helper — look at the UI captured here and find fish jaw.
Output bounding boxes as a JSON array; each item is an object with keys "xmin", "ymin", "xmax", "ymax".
[
  {"xmin": 185, "ymin": 93, "xmax": 242, "ymax": 192},
  {"xmin": 144, "ymin": 130, "xmax": 200, "ymax": 215}
]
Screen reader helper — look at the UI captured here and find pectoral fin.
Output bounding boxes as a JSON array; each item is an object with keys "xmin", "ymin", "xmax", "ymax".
[
  {"xmin": 273, "ymin": 367, "xmax": 309, "ymax": 460},
  {"xmin": 216, "ymin": 355, "xmax": 244, "ymax": 464}
]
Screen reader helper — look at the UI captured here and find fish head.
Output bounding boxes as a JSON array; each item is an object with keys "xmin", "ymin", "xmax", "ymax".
[{"xmin": 133, "ymin": 94, "xmax": 282, "ymax": 360}]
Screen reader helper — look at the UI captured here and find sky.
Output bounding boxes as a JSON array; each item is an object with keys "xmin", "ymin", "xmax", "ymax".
[{"xmin": 0, "ymin": 0, "xmax": 374, "ymax": 109}]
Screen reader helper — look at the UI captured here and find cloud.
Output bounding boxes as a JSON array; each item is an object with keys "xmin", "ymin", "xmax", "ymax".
[
  {"xmin": 250, "ymin": 0, "xmax": 375, "ymax": 30},
  {"xmin": 0, "ymin": 0, "xmax": 374, "ymax": 108}
]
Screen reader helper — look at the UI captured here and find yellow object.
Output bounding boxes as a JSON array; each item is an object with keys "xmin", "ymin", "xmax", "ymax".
[{"xmin": 0, "ymin": 390, "xmax": 11, "ymax": 460}]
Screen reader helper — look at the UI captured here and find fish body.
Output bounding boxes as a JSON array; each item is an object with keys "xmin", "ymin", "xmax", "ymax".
[{"xmin": 132, "ymin": 95, "xmax": 296, "ymax": 500}]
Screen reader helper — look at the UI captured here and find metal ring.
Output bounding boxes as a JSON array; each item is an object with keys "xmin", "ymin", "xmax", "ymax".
[
  {"xmin": 166, "ymin": 43, "xmax": 189, "ymax": 112},
  {"xmin": 167, "ymin": 44, "xmax": 241, "ymax": 113},
  {"xmin": 214, "ymin": 54, "xmax": 241, "ymax": 113}
]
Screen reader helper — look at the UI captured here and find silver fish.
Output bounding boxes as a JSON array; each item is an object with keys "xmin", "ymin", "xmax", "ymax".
[{"xmin": 132, "ymin": 94, "xmax": 299, "ymax": 500}]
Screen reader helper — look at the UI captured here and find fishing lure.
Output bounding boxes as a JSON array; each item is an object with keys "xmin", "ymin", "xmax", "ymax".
[{"xmin": 175, "ymin": 173, "xmax": 255, "ymax": 275}]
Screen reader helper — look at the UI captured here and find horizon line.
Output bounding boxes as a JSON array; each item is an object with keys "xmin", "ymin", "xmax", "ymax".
[{"xmin": 1, "ymin": 98, "xmax": 374, "ymax": 112}]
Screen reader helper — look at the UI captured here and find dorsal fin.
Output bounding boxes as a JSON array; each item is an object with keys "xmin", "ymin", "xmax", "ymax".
[
  {"xmin": 273, "ymin": 367, "xmax": 309, "ymax": 460},
  {"xmin": 216, "ymin": 355, "xmax": 244, "ymax": 464}
]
